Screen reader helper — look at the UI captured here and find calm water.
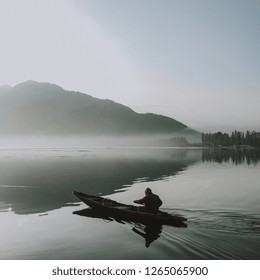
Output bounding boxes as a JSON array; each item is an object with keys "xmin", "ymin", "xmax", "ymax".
[{"xmin": 0, "ymin": 148, "xmax": 259, "ymax": 259}]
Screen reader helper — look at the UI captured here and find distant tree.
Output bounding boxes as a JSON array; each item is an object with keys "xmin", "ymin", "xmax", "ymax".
[
  {"xmin": 172, "ymin": 136, "xmax": 189, "ymax": 147},
  {"xmin": 202, "ymin": 130, "xmax": 260, "ymax": 148}
]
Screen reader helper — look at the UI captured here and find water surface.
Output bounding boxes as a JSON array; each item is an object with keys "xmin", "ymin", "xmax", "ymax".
[{"xmin": 0, "ymin": 148, "xmax": 259, "ymax": 259}]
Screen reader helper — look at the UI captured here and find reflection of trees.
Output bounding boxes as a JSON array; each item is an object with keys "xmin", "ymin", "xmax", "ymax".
[
  {"xmin": 169, "ymin": 149, "xmax": 189, "ymax": 160},
  {"xmin": 202, "ymin": 148, "xmax": 260, "ymax": 165}
]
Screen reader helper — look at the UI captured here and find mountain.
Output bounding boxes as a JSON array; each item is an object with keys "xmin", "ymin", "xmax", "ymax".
[{"xmin": 0, "ymin": 81, "xmax": 199, "ymax": 140}]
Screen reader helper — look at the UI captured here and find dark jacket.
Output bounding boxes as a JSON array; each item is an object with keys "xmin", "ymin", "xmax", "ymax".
[{"xmin": 134, "ymin": 193, "xmax": 162, "ymax": 213}]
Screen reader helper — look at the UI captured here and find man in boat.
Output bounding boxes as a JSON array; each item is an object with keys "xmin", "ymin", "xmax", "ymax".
[{"xmin": 134, "ymin": 188, "xmax": 162, "ymax": 214}]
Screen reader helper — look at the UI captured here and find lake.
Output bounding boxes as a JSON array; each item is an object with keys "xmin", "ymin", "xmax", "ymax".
[{"xmin": 0, "ymin": 147, "xmax": 259, "ymax": 259}]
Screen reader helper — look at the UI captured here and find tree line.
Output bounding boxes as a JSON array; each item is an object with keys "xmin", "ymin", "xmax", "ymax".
[{"xmin": 202, "ymin": 130, "xmax": 260, "ymax": 148}]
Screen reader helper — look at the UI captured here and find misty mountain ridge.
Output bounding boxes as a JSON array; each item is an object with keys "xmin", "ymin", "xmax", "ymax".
[{"xmin": 0, "ymin": 81, "xmax": 199, "ymax": 142}]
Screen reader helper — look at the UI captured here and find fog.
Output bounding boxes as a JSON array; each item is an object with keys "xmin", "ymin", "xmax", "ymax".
[{"xmin": 0, "ymin": 133, "xmax": 201, "ymax": 149}]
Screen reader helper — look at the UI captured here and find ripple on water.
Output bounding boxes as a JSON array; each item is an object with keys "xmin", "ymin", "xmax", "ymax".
[{"xmin": 156, "ymin": 209, "xmax": 260, "ymax": 259}]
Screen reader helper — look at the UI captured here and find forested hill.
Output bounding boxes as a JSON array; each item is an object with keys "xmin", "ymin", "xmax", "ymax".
[{"xmin": 0, "ymin": 81, "xmax": 196, "ymax": 137}]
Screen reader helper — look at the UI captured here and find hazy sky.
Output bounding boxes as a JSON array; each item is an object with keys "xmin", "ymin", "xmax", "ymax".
[{"xmin": 0, "ymin": 0, "xmax": 259, "ymax": 132}]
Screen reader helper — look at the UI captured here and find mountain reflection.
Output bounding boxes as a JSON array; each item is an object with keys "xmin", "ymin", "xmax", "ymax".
[{"xmin": 0, "ymin": 148, "xmax": 200, "ymax": 215}]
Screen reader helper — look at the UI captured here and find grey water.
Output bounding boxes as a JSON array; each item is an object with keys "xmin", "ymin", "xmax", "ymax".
[{"xmin": 0, "ymin": 147, "xmax": 259, "ymax": 259}]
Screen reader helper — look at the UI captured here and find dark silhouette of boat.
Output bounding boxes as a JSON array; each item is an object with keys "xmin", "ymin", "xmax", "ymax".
[{"xmin": 72, "ymin": 191, "xmax": 187, "ymax": 227}]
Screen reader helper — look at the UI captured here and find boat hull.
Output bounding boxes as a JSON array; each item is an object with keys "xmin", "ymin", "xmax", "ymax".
[{"xmin": 73, "ymin": 191, "xmax": 187, "ymax": 227}]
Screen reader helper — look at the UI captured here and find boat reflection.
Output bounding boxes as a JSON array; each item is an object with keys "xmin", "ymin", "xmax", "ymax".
[
  {"xmin": 73, "ymin": 208, "xmax": 187, "ymax": 248},
  {"xmin": 132, "ymin": 224, "xmax": 162, "ymax": 248}
]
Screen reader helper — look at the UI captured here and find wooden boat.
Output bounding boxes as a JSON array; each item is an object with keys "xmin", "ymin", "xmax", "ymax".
[{"xmin": 73, "ymin": 191, "xmax": 187, "ymax": 227}]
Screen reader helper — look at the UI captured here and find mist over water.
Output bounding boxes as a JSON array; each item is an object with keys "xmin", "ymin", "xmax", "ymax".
[
  {"xmin": 0, "ymin": 147, "xmax": 259, "ymax": 259},
  {"xmin": 0, "ymin": 133, "xmax": 200, "ymax": 149}
]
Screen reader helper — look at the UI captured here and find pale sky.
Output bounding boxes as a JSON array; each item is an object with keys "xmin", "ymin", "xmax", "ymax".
[{"xmin": 0, "ymin": 0, "xmax": 259, "ymax": 132}]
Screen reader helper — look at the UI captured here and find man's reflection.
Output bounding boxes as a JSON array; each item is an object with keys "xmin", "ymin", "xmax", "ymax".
[{"xmin": 132, "ymin": 224, "xmax": 162, "ymax": 247}]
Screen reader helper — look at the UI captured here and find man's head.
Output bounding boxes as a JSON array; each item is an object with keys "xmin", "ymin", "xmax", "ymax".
[{"xmin": 145, "ymin": 188, "xmax": 152, "ymax": 195}]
